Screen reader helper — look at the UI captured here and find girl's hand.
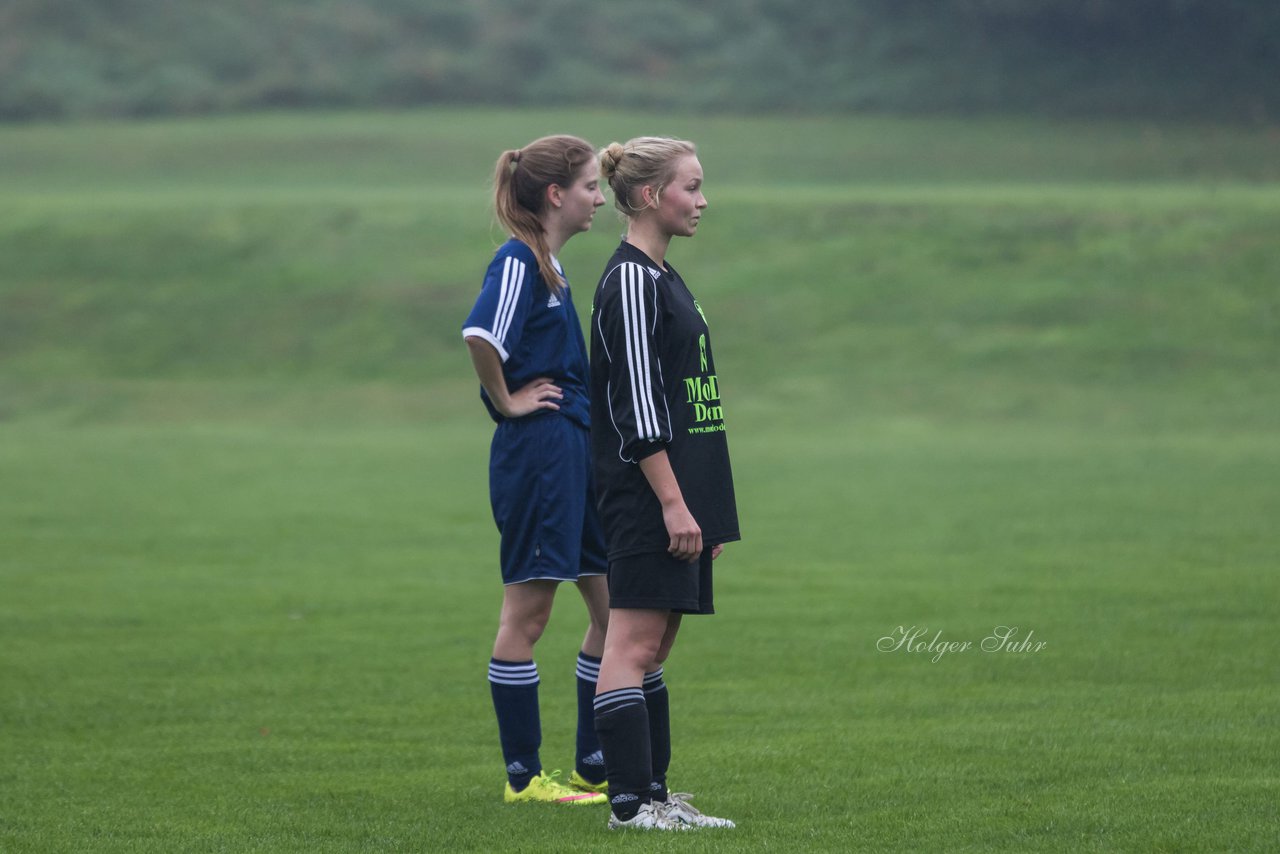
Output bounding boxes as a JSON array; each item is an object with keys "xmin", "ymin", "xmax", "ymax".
[
  {"xmin": 636, "ymin": 450, "xmax": 702, "ymax": 562},
  {"xmin": 501, "ymin": 377, "xmax": 562, "ymax": 418},
  {"xmin": 663, "ymin": 501, "xmax": 702, "ymax": 562},
  {"xmin": 711, "ymin": 544, "xmax": 724, "ymax": 560},
  {"xmin": 465, "ymin": 339, "xmax": 561, "ymax": 419}
]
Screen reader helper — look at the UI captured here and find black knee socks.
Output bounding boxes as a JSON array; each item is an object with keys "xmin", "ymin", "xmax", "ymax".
[
  {"xmin": 594, "ymin": 688, "xmax": 650, "ymax": 821},
  {"xmin": 644, "ymin": 667, "xmax": 670, "ymax": 803}
]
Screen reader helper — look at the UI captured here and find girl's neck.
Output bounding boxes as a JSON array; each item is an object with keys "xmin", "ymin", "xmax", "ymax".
[
  {"xmin": 543, "ymin": 223, "xmax": 569, "ymax": 258},
  {"xmin": 625, "ymin": 220, "xmax": 671, "ymax": 268}
]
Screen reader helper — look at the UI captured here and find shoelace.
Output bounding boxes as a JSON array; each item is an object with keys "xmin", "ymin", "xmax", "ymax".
[
  {"xmin": 666, "ymin": 793, "xmax": 735, "ymax": 827},
  {"xmin": 538, "ymin": 770, "xmax": 579, "ymax": 795},
  {"xmin": 648, "ymin": 802, "xmax": 691, "ymax": 829},
  {"xmin": 666, "ymin": 792, "xmax": 705, "ymax": 817}
]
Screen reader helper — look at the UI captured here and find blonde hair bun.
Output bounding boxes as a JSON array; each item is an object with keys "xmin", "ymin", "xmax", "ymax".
[
  {"xmin": 599, "ymin": 142, "xmax": 626, "ymax": 180},
  {"xmin": 602, "ymin": 136, "xmax": 697, "ymax": 217}
]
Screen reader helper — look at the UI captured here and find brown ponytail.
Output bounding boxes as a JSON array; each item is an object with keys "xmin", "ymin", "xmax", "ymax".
[{"xmin": 493, "ymin": 135, "xmax": 596, "ymax": 295}]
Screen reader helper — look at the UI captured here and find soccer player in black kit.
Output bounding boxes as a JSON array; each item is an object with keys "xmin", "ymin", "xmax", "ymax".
[{"xmin": 589, "ymin": 137, "xmax": 740, "ymax": 831}]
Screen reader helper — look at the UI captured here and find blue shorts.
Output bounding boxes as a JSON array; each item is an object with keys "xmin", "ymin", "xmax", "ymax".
[{"xmin": 489, "ymin": 413, "xmax": 608, "ymax": 585}]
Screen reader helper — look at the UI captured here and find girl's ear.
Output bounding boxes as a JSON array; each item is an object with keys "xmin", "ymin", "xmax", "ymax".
[
  {"xmin": 639, "ymin": 184, "xmax": 656, "ymax": 209},
  {"xmin": 546, "ymin": 183, "xmax": 565, "ymax": 209}
]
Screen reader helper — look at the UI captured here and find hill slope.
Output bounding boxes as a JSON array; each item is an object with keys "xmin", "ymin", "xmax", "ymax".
[{"xmin": 3, "ymin": 0, "xmax": 1279, "ymax": 120}]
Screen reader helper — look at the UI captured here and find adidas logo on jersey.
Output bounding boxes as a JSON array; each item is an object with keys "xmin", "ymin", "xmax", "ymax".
[
  {"xmin": 547, "ymin": 294, "xmax": 562, "ymax": 307},
  {"xmin": 647, "ymin": 266, "xmax": 661, "ymax": 279}
]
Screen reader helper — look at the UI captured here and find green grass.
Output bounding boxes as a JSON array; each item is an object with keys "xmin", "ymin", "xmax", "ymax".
[{"xmin": 2, "ymin": 107, "xmax": 1278, "ymax": 852}]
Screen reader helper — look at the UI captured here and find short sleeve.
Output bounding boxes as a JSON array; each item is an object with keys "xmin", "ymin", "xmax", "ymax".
[{"xmin": 462, "ymin": 249, "xmax": 535, "ymax": 362}]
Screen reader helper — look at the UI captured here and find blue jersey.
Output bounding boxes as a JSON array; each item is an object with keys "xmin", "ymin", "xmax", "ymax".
[{"xmin": 462, "ymin": 238, "xmax": 591, "ymax": 428}]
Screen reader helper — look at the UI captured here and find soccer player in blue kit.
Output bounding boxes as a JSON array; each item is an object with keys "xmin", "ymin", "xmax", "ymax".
[
  {"xmin": 461, "ymin": 135, "xmax": 611, "ymax": 806},
  {"xmin": 589, "ymin": 137, "xmax": 741, "ymax": 830}
]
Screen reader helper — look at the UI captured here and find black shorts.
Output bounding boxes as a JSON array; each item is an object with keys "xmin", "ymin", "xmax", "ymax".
[{"xmin": 607, "ymin": 549, "xmax": 714, "ymax": 615}]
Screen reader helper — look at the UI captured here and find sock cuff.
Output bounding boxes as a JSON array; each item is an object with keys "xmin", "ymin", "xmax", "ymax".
[
  {"xmin": 643, "ymin": 667, "xmax": 665, "ymax": 693},
  {"xmin": 489, "ymin": 658, "xmax": 539, "ymax": 686},
  {"xmin": 575, "ymin": 651, "xmax": 601, "ymax": 682},
  {"xmin": 593, "ymin": 687, "xmax": 645, "ymax": 715}
]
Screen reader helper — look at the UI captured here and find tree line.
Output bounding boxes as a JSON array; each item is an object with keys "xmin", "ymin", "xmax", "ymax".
[{"xmin": 2, "ymin": 0, "xmax": 1276, "ymax": 121}]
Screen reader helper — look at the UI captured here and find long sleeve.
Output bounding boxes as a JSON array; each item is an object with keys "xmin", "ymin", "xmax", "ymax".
[{"xmin": 595, "ymin": 261, "xmax": 672, "ymax": 463}]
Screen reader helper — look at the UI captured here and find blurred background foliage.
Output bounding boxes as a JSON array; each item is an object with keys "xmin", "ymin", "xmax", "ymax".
[{"xmin": 2, "ymin": 0, "xmax": 1277, "ymax": 122}]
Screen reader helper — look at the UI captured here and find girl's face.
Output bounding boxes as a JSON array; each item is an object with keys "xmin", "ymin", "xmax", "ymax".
[
  {"xmin": 654, "ymin": 155, "xmax": 707, "ymax": 238},
  {"xmin": 558, "ymin": 160, "xmax": 607, "ymax": 234}
]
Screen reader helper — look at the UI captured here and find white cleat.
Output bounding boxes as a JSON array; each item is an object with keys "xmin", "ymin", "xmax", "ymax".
[
  {"xmin": 662, "ymin": 792, "xmax": 736, "ymax": 828},
  {"xmin": 607, "ymin": 801, "xmax": 690, "ymax": 831}
]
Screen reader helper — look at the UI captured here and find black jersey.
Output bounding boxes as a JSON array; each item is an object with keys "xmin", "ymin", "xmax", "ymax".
[{"xmin": 589, "ymin": 241, "xmax": 740, "ymax": 560}]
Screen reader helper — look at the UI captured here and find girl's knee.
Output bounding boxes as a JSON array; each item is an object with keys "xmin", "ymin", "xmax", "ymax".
[
  {"xmin": 523, "ymin": 611, "xmax": 553, "ymax": 643},
  {"xmin": 498, "ymin": 606, "xmax": 551, "ymax": 646},
  {"xmin": 612, "ymin": 635, "xmax": 661, "ymax": 669}
]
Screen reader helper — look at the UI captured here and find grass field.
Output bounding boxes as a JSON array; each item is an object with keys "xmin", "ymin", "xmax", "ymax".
[{"xmin": 2, "ymin": 108, "xmax": 1278, "ymax": 852}]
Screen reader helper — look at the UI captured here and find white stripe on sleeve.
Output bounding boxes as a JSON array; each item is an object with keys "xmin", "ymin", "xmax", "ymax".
[
  {"xmin": 621, "ymin": 264, "xmax": 659, "ymax": 440},
  {"xmin": 493, "ymin": 256, "xmax": 526, "ymax": 345}
]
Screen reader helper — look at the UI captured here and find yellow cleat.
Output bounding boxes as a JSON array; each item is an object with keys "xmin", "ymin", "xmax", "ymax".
[
  {"xmin": 568, "ymin": 769, "xmax": 609, "ymax": 794},
  {"xmin": 504, "ymin": 771, "xmax": 607, "ymax": 805}
]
